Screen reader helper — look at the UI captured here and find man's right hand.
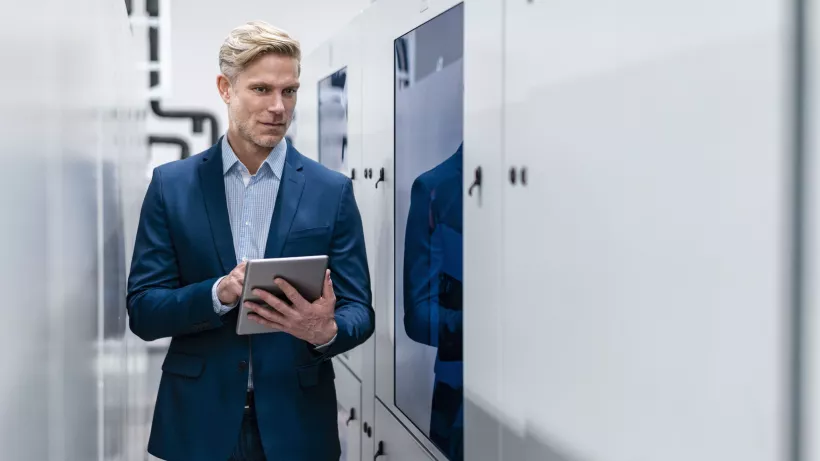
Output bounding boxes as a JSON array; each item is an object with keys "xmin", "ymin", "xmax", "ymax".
[{"xmin": 217, "ymin": 261, "xmax": 247, "ymax": 306}]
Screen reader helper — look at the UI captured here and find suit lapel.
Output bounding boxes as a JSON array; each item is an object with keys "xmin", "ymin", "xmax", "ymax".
[
  {"xmin": 265, "ymin": 147, "xmax": 305, "ymax": 258},
  {"xmin": 198, "ymin": 142, "xmax": 237, "ymax": 273}
]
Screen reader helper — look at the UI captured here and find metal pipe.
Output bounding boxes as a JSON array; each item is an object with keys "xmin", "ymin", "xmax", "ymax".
[
  {"xmin": 148, "ymin": 135, "xmax": 191, "ymax": 160},
  {"xmin": 150, "ymin": 100, "xmax": 221, "ymax": 146}
]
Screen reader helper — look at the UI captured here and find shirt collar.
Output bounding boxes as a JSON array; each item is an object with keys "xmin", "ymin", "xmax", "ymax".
[{"xmin": 221, "ymin": 134, "xmax": 287, "ymax": 178}]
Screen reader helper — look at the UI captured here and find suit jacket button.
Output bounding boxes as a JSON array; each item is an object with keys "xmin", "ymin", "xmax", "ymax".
[{"xmin": 238, "ymin": 361, "xmax": 248, "ymax": 371}]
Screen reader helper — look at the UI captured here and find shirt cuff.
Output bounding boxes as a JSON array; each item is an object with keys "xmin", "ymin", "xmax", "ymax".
[
  {"xmin": 212, "ymin": 276, "xmax": 238, "ymax": 315},
  {"xmin": 313, "ymin": 333, "xmax": 337, "ymax": 352}
]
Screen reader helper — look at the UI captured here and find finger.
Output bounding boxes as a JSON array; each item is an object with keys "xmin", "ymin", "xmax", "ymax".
[
  {"xmin": 321, "ymin": 269, "xmax": 335, "ymax": 301},
  {"xmin": 247, "ymin": 312, "xmax": 287, "ymax": 331},
  {"xmin": 236, "ymin": 261, "xmax": 247, "ymax": 276},
  {"xmin": 253, "ymin": 289, "xmax": 296, "ymax": 317},
  {"xmin": 273, "ymin": 278, "xmax": 308, "ymax": 307},
  {"xmin": 244, "ymin": 301, "xmax": 288, "ymax": 324}
]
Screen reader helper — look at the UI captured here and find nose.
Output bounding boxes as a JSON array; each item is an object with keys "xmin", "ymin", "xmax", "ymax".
[{"xmin": 267, "ymin": 94, "xmax": 285, "ymax": 114}]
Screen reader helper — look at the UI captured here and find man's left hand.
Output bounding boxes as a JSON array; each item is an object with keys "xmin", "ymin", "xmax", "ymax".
[{"xmin": 244, "ymin": 269, "xmax": 338, "ymax": 346}]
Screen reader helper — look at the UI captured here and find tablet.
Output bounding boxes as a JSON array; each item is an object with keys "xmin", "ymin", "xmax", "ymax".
[{"xmin": 235, "ymin": 255, "xmax": 329, "ymax": 335}]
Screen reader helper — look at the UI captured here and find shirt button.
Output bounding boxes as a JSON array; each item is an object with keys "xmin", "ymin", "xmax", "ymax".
[
  {"xmin": 245, "ymin": 221, "xmax": 250, "ymax": 226},
  {"xmin": 238, "ymin": 361, "xmax": 248, "ymax": 371}
]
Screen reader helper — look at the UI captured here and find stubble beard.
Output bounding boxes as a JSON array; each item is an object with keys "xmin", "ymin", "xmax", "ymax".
[{"xmin": 231, "ymin": 105, "xmax": 282, "ymax": 149}]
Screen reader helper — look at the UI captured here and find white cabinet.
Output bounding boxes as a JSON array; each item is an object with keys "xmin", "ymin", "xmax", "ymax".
[
  {"xmin": 373, "ymin": 401, "xmax": 436, "ymax": 461},
  {"xmin": 498, "ymin": 1, "xmax": 790, "ymax": 461},
  {"xmin": 301, "ymin": 20, "xmax": 370, "ymax": 383},
  {"xmin": 300, "ymin": 19, "xmax": 378, "ymax": 460},
  {"xmin": 461, "ymin": 0, "xmax": 505, "ymax": 459},
  {"xmin": 335, "ymin": 359, "xmax": 363, "ymax": 461},
  {"xmin": 360, "ymin": 1, "xmax": 470, "ymax": 460},
  {"xmin": 360, "ymin": 0, "xmax": 394, "ymax": 409},
  {"xmin": 329, "ymin": 17, "xmax": 369, "ymax": 385}
]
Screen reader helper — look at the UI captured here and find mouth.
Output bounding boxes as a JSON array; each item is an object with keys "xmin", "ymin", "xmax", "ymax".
[{"xmin": 260, "ymin": 122, "xmax": 286, "ymax": 128}]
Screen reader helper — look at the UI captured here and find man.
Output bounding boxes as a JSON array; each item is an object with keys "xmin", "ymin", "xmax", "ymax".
[{"xmin": 127, "ymin": 21, "xmax": 374, "ymax": 461}]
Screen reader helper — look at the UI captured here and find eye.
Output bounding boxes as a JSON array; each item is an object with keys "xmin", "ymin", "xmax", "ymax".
[
  {"xmin": 284, "ymin": 88, "xmax": 298, "ymax": 96},
  {"xmin": 253, "ymin": 87, "xmax": 268, "ymax": 93}
]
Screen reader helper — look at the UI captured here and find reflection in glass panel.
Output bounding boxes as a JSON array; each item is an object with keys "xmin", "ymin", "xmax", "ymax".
[
  {"xmin": 318, "ymin": 67, "xmax": 349, "ymax": 171},
  {"xmin": 394, "ymin": 4, "xmax": 464, "ymax": 461}
]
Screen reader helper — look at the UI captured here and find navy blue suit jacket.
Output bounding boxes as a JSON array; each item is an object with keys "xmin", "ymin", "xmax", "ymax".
[{"xmin": 127, "ymin": 140, "xmax": 374, "ymax": 461}]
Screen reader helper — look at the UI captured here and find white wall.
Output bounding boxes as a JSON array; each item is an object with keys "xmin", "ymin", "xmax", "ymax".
[
  {"xmin": 146, "ymin": 0, "xmax": 373, "ymax": 169},
  {"xmin": 0, "ymin": 1, "xmax": 150, "ymax": 460}
]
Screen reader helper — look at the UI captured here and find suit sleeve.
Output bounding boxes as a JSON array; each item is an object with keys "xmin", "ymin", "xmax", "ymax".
[
  {"xmin": 315, "ymin": 178, "xmax": 375, "ymax": 359},
  {"xmin": 402, "ymin": 177, "xmax": 462, "ymax": 347},
  {"xmin": 126, "ymin": 168, "xmax": 224, "ymax": 341}
]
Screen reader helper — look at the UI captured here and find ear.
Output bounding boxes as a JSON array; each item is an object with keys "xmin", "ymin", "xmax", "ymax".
[{"xmin": 216, "ymin": 74, "xmax": 232, "ymax": 104}]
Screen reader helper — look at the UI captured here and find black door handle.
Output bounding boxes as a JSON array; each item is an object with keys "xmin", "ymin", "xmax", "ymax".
[
  {"xmin": 375, "ymin": 168, "xmax": 385, "ymax": 188},
  {"xmin": 350, "ymin": 168, "xmax": 356, "ymax": 180},
  {"xmin": 346, "ymin": 408, "xmax": 356, "ymax": 426},
  {"xmin": 374, "ymin": 441, "xmax": 385, "ymax": 459},
  {"xmin": 468, "ymin": 166, "xmax": 482, "ymax": 196}
]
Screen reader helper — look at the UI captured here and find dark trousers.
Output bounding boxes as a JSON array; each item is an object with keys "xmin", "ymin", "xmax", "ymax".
[{"xmin": 229, "ymin": 395, "xmax": 266, "ymax": 461}]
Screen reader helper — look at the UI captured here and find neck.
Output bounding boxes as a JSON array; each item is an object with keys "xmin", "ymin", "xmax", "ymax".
[{"xmin": 226, "ymin": 129, "xmax": 269, "ymax": 175}]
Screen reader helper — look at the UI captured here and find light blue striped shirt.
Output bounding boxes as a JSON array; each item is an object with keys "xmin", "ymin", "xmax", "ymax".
[{"xmin": 210, "ymin": 134, "xmax": 333, "ymax": 390}]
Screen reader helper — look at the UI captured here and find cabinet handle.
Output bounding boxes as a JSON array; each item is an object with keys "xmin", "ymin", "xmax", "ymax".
[
  {"xmin": 520, "ymin": 166, "xmax": 528, "ymax": 185},
  {"xmin": 374, "ymin": 441, "xmax": 385, "ymax": 459},
  {"xmin": 346, "ymin": 408, "xmax": 356, "ymax": 426},
  {"xmin": 375, "ymin": 167, "xmax": 385, "ymax": 188},
  {"xmin": 363, "ymin": 422, "xmax": 372, "ymax": 437},
  {"xmin": 350, "ymin": 168, "xmax": 356, "ymax": 180},
  {"xmin": 468, "ymin": 166, "xmax": 482, "ymax": 196},
  {"xmin": 509, "ymin": 167, "xmax": 517, "ymax": 185}
]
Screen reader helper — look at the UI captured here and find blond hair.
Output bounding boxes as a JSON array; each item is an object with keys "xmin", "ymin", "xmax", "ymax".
[{"xmin": 219, "ymin": 21, "xmax": 301, "ymax": 81}]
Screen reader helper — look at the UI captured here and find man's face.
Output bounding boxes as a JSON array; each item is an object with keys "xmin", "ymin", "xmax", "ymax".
[{"xmin": 219, "ymin": 53, "xmax": 300, "ymax": 149}]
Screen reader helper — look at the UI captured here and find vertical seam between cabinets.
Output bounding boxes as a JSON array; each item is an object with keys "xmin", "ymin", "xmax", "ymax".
[
  {"xmin": 790, "ymin": 0, "xmax": 807, "ymax": 458},
  {"xmin": 498, "ymin": 1, "xmax": 507, "ymax": 461}
]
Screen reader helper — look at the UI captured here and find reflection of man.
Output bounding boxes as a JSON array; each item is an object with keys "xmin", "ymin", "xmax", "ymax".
[
  {"xmin": 403, "ymin": 144, "xmax": 463, "ymax": 461},
  {"xmin": 127, "ymin": 21, "xmax": 374, "ymax": 461}
]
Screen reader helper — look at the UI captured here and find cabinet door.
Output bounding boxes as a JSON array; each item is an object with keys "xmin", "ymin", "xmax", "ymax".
[
  {"xmin": 299, "ymin": 22, "xmax": 370, "ymax": 382},
  {"xmin": 366, "ymin": 1, "xmax": 467, "ymax": 461},
  {"xmin": 462, "ymin": 0, "xmax": 505, "ymax": 460},
  {"xmin": 327, "ymin": 18, "xmax": 367, "ymax": 381},
  {"xmin": 503, "ymin": 1, "xmax": 789, "ymax": 461},
  {"xmin": 291, "ymin": 42, "xmax": 328, "ymax": 161},
  {"xmin": 359, "ymin": 2, "xmax": 395, "ymax": 459},
  {"xmin": 373, "ymin": 401, "xmax": 436, "ymax": 461},
  {"xmin": 335, "ymin": 358, "xmax": 363, "ymax": 461}
]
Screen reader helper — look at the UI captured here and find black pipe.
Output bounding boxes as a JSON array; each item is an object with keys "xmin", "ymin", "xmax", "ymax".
[
  {"xmin": 150, "ymin": 100, "xmax": 221, "ymax": 146},
  {"xmin": 148, "ymin": 135, "xmax": 191, "ymax": 160},
  {"xmin": 146, "ymin": 0, "xmax": 159, "ymax": 17},
  {"xmin": 149, "ymin": 27, "xmax": 159, "ymax": 61}
]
